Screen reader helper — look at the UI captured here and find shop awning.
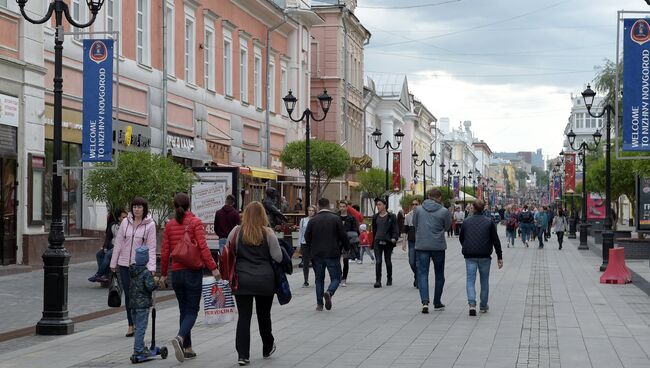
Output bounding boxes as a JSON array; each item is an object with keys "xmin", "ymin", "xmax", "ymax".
[
  {"xmin": 169, "ymin": 148, "xmax": 212, "ymax": 162},
  {"xmin": 242, "ymin": 166, "xmax": 278, "ymax": 181}
]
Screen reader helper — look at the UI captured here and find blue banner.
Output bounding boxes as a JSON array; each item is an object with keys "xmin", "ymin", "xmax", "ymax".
[
  {"xmin": 623, "ymin": 19, "xmax": 650, "ymax": 151},
  {"xmin": 82, "ymin": 39, "xmax": 113, "ymax": 162},
  {"xmin": 453, "ymin": 176, "xmax": 459, "ymax": 199},
  {"xmin": 553, "ymin": 176, "xmax": 561, "ymax": 199}
]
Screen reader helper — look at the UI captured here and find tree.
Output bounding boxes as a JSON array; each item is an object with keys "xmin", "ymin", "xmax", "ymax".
[
  {"xmin": 399, "ymin": 193, "xmax": 424, "ymax": 212},
  {"xmin": 357, "ymin": 167, "xmax": 388, "ymax": 201},
  {"xmin": 531, "ymin": 166, "xmax": 549, "ymax": 188},
  {"xmin": 84, "ymin": 151, "xmax": 195, "ymax": 228},
  {"xmin": 280, "ymin": 139, "xmax": 351, "ymax": 200},
  {"xmin": 515, "ymin": 169, "xmax": 529, "ymax": 191}
]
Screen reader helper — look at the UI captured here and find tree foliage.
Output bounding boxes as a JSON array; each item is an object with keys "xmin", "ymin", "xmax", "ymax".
[
  {"xmin": 280, "ymin": 139, "xmax": 351, "ymax": 200},
  {"xmin": 84, "ymin": 151, "xmax": 195, "ymax": 227},
  {"xmin": 357, "ymin": 167, "xmax": 387, "ymax": 200},
  {"xmin": 531, "ymin": 166, "xmax": 549, "ymax": 188}
]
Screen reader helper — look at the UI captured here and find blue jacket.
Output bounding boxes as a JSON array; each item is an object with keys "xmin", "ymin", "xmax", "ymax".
[{"xmin": 413, "ymin": 199, "xmax": 451, "ymax": 251}]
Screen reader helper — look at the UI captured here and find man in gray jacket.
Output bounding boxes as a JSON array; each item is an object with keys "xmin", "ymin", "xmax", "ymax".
[{"xmin": 413, "ymin": 188, "xmax": 452, "ymax": 314}]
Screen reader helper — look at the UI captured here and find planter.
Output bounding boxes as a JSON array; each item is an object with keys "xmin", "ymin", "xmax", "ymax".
[
  {"xmin": 614, "ymin": 238, "xmax": 650, "ymax": 260},
  {"xmin": 275, "ymin": 232, "xmax": 285, "ymax": 239}
]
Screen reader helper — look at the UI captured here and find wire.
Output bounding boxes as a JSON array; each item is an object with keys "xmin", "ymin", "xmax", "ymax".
[
  {"xmin": 357, "ymin": 0, "xmax": 462, "ymax": 10},
  {"xmin": 366, "ymin": 69, "xmax": 594, "ymax": 78}
]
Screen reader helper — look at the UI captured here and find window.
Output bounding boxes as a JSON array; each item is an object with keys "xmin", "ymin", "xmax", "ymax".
[
  {"xmin": 280, "ymin": 63, "xmax": 287, "ymax": 115},
  {"xmin": 269, "ymin": 61, "xmax": 275, "ymax": 113},
  {"xmin": 204, "ymin": 25, "xmax": 215, "ymax": 90},
  {"xmin": 254, "ymin": 50, "xmax": 262, "ymax": 108},
  {"xmin": 44, "ymin": 141, "xmax": 83, "ymax": 236},
  {"xmin": 223, "ymin": 30, "xmax": 233, "ymax": 96},
  {"xmin": 136, "ymin": 0, "xmax": 150, "ymax": 65},
  {"xmin": 574, "ymin": 113, "xmax": 584, "ymax": 129},
  {"xmin": 0, "ymin": 0, "xmax": 7, "ymax": 8},
  {"xmin": 71, "ymin": 0, "xmax": 87, "ymax": 41},
  {"xmin": 184, "ymin": 12, "xmax": 195, "ymax": 84},
  {"xmin": 240, "ymin": 42, "xmax": 248, "ymax": 102},
  {"xmin": 165, "ymin": 1, "xmax": 174, "ymax": 76}
]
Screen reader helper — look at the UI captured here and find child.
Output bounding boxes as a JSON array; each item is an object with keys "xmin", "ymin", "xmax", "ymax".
[
  {"xmin": 358, "ymin": 224, "xmax": 375, "ymax": 264},
  {"xmin": 129, "ymin": 246, "xmax": 158, "ymax": 360}
]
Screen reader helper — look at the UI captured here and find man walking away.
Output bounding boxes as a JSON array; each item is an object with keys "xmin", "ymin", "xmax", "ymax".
[
  {"xmin": 305, "ymin": 198, "xmax": 349, "ymax": 311},
  {"xmin": 518, "ymin": 205, "xmax": 533, "ymax": 247},
  {"xmin": 402, "ymin": 199, "xmax": 420, "ymax": 288},
  {"xmin": 413, "ymin": 189, "xmax": 451, "ymax": 313},
  {"xmin": 214, "ymin": 195, "xmax": 241, "ymax": 251},
  {"xmin": 459, "ymin": 200, "xmax": 503, "ymax": 316},
  {"xmin": 371, "ymin": 198, "xmax": 399, "ymax": 288},
  {"xmin": 535, "ymin": 207, "xmax": 549, "ymax": 248}
]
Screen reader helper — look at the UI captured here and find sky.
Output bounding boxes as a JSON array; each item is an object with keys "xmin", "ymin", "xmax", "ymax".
[{"xmin": 355, "ymin": 0, "xmax": 646, "ymax": 158}]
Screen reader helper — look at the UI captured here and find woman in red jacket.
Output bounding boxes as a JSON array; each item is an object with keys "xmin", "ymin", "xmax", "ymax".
[{"xmin": 159, "ymin": 193, "xmax": 220, "ymax": 362}]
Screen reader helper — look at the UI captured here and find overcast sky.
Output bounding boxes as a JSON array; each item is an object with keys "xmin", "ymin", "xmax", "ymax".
[{"xmin": 356, "ymin": 0, "xmax": 645, "ymax": 158}]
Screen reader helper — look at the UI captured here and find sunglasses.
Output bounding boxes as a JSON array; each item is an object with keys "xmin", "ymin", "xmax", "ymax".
[{"xmin": 412, "ymin": 203, "xmax": 419, "ymax": 206}]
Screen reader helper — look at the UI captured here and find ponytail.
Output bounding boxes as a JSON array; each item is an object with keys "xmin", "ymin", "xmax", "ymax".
[
  {"xmin": 173, "ymin": 192, "xmax": 191, "ymax": 224},
  {"xmin": 175, "ymin": 206, "xmax": 185, "ymax": 224}
]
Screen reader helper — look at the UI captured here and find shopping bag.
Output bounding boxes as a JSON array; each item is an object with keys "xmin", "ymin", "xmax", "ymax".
[
  {"xmin": 202, "ymin": 277, "xmax": 237, "ymax": 324},
  {"xmin": 107, "ymin": 273, "xmax": 122, "ymax": 308}
]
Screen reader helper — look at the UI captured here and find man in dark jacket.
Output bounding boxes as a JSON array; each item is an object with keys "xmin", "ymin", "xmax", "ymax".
[
  {"xmin": 459, "ymin": 200, "xmax": 503, "ymax": 316},
  {"xmin": 214, "ymin": 195, "xmax": 241, "ymax": 251},
  {"xmin": 371, "ymin": 198, "xmax": 399, "ymax": 288},
  {"xmin": 338, "ymin": 200, "xmax": 359, "ymax": 287},
  {"xmin": 304, "ymin": 197, "xmax": 349, "ymax": 311}
]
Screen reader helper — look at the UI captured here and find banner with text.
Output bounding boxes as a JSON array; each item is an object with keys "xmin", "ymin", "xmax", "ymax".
[
  {"xmin": 82, "ymin": 39, "xmax": 113, "ymax": 162},
  {"xmin": 564, "ymin": 153, "xmax": 576, "ymax": 193},
  {"xmin": 636, "ymin": 176, "xmax": 650, "ymax": 230},
  {"xmin": 623, "ymin": 19, "xmax": 650, "ymax": 151},
  {"xmin": 392, "ymin": 152, "xmax": 401, "ymax": 192}
]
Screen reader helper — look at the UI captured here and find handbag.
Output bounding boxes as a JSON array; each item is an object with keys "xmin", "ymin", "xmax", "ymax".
[
  {"xmin": 107, "ymin": 273, "xmax": 122, "ymax": 308},
  {"xmin": 272, "ymin": 247, "xmax": 292, "ymax": 305},
  {"xmin": 219, "ymin": 227, "xmax": 240, "ymax": 291},
  {"xmin": 202, "ymin": 277, "xmax": 237, "ymax": 324},
  {"xmin": 171, "ymin": 218, "xmax": 204, "ymax": 270}
]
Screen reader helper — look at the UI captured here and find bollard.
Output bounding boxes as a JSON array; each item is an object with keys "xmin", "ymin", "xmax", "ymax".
[{"xmin": 600, "ymin": 247, "xmax": 632, "ymax": 284}]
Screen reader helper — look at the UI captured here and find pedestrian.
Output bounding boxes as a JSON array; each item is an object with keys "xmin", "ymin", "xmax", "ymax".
[
  {"xmin": 459, "ymin": 200, "xmax": 503, "ymax": 316},
  {"xmin": 413, "ymin": 188, "xmax": 451, "ymax": 313},
  {"xmin": 448, "ymin": 206, "xmax": 455, "ymax": 238},
  {"xmin": 358, "ymin": 224, "xmax": 375, "ymax": 264},
  {"xmin": 535, "ymin": 206, "xmax": 549, "ymax": 248},
  {"xmin": 454, "ymin": 206, "xmax": 465, "ymax": 236},
  {"xmin": 110, "ymin": 197, "xmax": 157, "ymax": 338},
  {"xmin": 159, "ymin": 193, "xmax": 220, "ymax": 362},
  {"xmin": 505, "ymin": 208, "xmax": 518, "ymax": 248},
  {"xmin": 298, "ymin": 205, "xmax": 316, "ymax": 287},
  {"xmin": 293, "ymin": 198, "xmax": 303, "ymax": 213},
  {"xmin": 546, "ymin": 206, "xmax": 555, "ymax": 241},
  {"xmin": 280, "ymin": 196, "xmax": 290, "ymax": 214},
  {"xmin": 214, "ymin": 194, "xmax": 241, "ymax": 251},
  {"xmin": 552, "ymin": 208, "xmax": 568, "ymax": 250},
  {"xmin": 402, "ymin": 198, "xmax": 420, "ymax": 288},
  {"xmin": 339, "ymin": 201, "xmax": 359, "ymax": 287},
  {"xmin": 89, "ymin": 209, "xmax": 127, "ymax": 283},
  {"xmin": 224, "ymin": 201, "xmax": 284, "ymax": 366},
  {"xmin": 129, "ymin": 246, "xmax": 158, "ymax": 360},
  {"xmin": 518, "ymin": 205, "xmax": 533, "ymax": 247},
  {"xmin": 371, "ymin": 198, "xmax": 399, "ymax": 288},
  {"xmin": 304, "ymin": 197, "xmax": 349, "ymax": 311}
]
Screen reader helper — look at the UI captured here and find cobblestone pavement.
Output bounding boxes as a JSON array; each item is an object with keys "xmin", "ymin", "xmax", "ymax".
[{"xmin": 0, "ymin": 229, "xmax": 649, "ymax": 367}]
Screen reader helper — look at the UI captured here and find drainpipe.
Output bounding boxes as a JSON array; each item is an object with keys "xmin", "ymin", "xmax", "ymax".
[
  {"xmin": 162, "ymin": 2, "xmax": 168, "ymax": 155},
  {"xmin": 265, "ymin": 13, "xmax": 288, "ymax": 169},
  {"xmin": 341, "ymin": 7, "xmax": 349, "ymax": 146}
]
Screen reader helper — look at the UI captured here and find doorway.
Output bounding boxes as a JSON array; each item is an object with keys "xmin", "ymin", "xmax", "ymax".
[{"xmin": 0, "ymin": 157, "xmax": 17, "ymax": 265}]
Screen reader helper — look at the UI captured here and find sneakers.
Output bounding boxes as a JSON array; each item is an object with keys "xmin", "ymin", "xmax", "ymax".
[
  {"xmin": 238, "ymin": 357, "xmax": 250, "ymax": 366},
  {"xmin": 469, "ymin": 307, "xmax": 477, "ymax": 316},
  {"xmin": 356, "ymin": 260, "xmax": 362, "ymax": 264},
  {"xmin": 433, "ymin": 304, "xmax": 445, "ymax": 311},
  {"xmin": 302, "ymin": 282, "xmax": 309, "ymax": 288},
  {"xmin": 386, "ymin": 279, "xmax": 392, "ymax": 286},
  {"xmin": 480, "ymin": 307, "xmax": 488, "ymax": 314},
  {"xmin": 263, "ymin": 343, "xmax": 276, "ymax": 359},
  {"xmin": 87, "ymin": 273, "xmax": 100, "ymax": 282},
  {"xmin": 184, "ymin": 351, "xmax": 197, "ymax": 359},
  {"xmin": 316, "ymin": 304, "xmax": 324, "ymax": 311},
  {"xmin": 96, "ymin": 275, "xmax": 109, "ymax": 283},
  {"xmin": 341, "ymin": 279, "xmax": 347, "ymax": 287},
  {"xmin": 171, "ymin": 336, "xmax": 185, "ymax": 362},
  {"xmin": 373, "ymin": 281, "xmax": 382, "ymax": 288},
  {"xmin": 421, "ymin": 304, "xmax": 429, "ymax": 314},
  {"xmin": 324, "ymin": 291, "xmax": 332, "ymax": 310}
]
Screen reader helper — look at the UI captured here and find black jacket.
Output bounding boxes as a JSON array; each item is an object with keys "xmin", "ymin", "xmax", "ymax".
[
  {"xmin": 459, "ymin": 212, "xmax": 503, "ymax": 260},
  {"xmin": 305, "ymin": 210, "xmax": 350, "ymax": 258},
  {"xmin": 371, "ymin": 212, "xmax": 399, "ymax": 247}
]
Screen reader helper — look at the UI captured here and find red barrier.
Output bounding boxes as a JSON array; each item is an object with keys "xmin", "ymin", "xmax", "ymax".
[{"xmin": 600, "ymin": 247, "xmax": 632, "ymax": 285}]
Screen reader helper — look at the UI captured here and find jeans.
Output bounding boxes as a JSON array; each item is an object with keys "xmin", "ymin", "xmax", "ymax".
[
  {"xmin": 132, "ymin": 308, "xmax": 149, "ymax": 354},
  {"xmin": 117, "ymin": 266, "xmax": 133, "ymax": 326},
  {"xmin": 95, "ymin": 248, "xmax": 112, "ymax": 276},
  {"xmin": 342, "ymin": 258, "xmax": 349, "ymax": 280},
  {"xmin": 454, "ymin": 223, "xmax": 462, "ymax": 236},
  {"xmin": 556, "ymin": 231, "xmax": 564, "ymax": 248},
  {"xmin": 407, "ymin": 241, "xmax": 417, "ymax": 281},
  {"xmin": 374, "ymin": 241, "xmax": 393, "ymax": 282},
  {"xmin": 465, "ymin": 258, "xmax": 491, "ymax": 310},
  {"xmin": 358, "ymin": 247, "xmax": 374, "ymax": 263},
  {"xmin": 520, "ymin": 223, "xmax": 531, "ymax": 243},
  {"xmin": 172, "ymin": 269, "xmax": 203, "ymax": 349},
  {"xmin": 506, "ymin": 230, "xmax": 516, "ymax": 245},
  {"xmin": 537, "ymin": 226, "xmax": 545, "ymax": 247},
  {"xmin": 301, "ymin": 244, "xmax": 311, "ymax": 283},
  {"xmin": 416, "ymin": 250, "xmax": 445, "ymax": 305},
  {"xmin": 218, "ymin": 238, "xmax": 227, "ymax": 252},
  {"xmin": 234, "ymin": 295, "xmax": 274, "ymax": 360},
  {"xmin": 312, "ymin": 257, "xmax": 341, "ymax": 306}
]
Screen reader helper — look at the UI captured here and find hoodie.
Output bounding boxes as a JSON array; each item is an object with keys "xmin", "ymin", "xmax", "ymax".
[
  {"xmin": 413, "ymin": 199, "xmax": 452, "ymax": 251},
  {"xmin": 214, "ymin": 204, "xmax": 241, "ymax": 239},
  {"xmin": 110, "ymin": 214, "xmax": 157, "ymax": 272}
]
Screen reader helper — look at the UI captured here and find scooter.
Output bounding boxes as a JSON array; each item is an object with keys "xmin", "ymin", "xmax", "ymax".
[{"xmin": 130, "ymin": 291, "xmax": 168, "ymax": 364}]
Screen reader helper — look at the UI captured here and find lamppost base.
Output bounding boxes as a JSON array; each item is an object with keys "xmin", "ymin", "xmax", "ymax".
[
  {"xmin": 36, "ymin": 242, "xmax": 74, "ymax": 336},
  {"xmin": 578, "ymin": 223, "xmax": 589, "ymax": 250},
  {"xmin": 36, "ymin": 318, "xmax": 74, "ymax": 335},
  {"xmin": 600, "ymin": 230, "xmax": 614, "ymax": 272}
]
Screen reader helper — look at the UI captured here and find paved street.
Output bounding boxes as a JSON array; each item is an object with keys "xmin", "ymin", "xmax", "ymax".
[{"xmin": 1, "ymin": 229, "xmax": 650, "ymax": 367}]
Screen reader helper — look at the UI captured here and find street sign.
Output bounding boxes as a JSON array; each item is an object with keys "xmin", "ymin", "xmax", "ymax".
[{"xmin": 82, "ymin": 39, "xmax": 113, "ymax": 162}]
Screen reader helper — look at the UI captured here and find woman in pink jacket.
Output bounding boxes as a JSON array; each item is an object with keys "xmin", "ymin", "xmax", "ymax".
[{"xmin": 110, "ymin": 197, "xmax": 157, "ymax": 337}]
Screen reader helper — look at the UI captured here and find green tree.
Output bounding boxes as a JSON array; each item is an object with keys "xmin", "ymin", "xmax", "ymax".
[
  {"xmin": 280, "ymin": 139, "xmax": 351, "ymax": 200},
  {"xmin": 515, "ymin": 169, "xmax": 529, "ymax": 191},
  {"xmin": 399, "ymin": 193, "xmax": 424, "ymax": 212},
  {"xmin": 531, "ymin": 166, "xmax": 549, "ymax": 188},
  {"xmin": 84, "ymin": 151, "xmax": 195, "ymax": 227}
]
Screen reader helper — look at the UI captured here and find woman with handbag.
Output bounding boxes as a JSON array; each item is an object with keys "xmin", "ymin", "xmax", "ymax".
[
  {"xmin": 224, "ymin": 201, "xmax": 283, "ymax": 366},
  {"xmin": 159, "ymin": 193, "xmax": 219, "ymax": 362},
  {"xmin": 110, "ymin": 197, "xmax": 157, "ymax": 338}
]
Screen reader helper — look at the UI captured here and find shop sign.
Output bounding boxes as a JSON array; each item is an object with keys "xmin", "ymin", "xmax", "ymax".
[
  {"xmin": 637, "ymin": 176, "xmax": 650, "ymax": 231},
  {"xmin": 0, "ymin": 125, "xmax": 17, "ymax": 156},
  {"xmin": 168, "ymin": 134, "xmax": 195, "ymax": 151},
  {"xmin": 0, "ymin": 94, "xmax": 19, "ymax": 127},
  {"xmin": 113, "ymin": 120, "xmax": 151, "ymax": 149},
  {"xmin": 82, "ymin": 39, "xmax": 113, "ymax": 162}
]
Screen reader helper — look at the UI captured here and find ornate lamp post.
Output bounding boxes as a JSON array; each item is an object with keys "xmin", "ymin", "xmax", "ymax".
[
  {"xmin": 439, "ymin": 162, "xmax": 446, "ymax": 190},
  {"xmin": 412, "ymin": 151, "xmax": 436, "ymax": 197},
  {"xmin": 461, "ymin": 170, "xmax": 472, "ymax": 205},
  {"xmin": 16, "ymin": 0, "xmax": 105, "ymax": 336},
  {"xmin": 566, "ymin": 124, "xmax": 602, "ymax": 250},
  {"xmin": 582, "ymin": 84, "xmax": 615, "ymax": 271},
  {"xmin": 446, "ymin": 169, "xmax": 452, "ymax": 197},
  {"xmin": 372, "ymin": 128, "xmax": 405, "ymax": 197},
  {"xmin": 283, "ymin": 89, "xmax": 332, "ymax": 216}
]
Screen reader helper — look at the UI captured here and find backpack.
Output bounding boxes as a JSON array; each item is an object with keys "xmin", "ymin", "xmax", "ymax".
[
  {"xmin": 506, "ymin": 217, "xmax": 517, "ymax": 230},
  {"xmin": 520, "ymin": 211, "xmax": 532, "ymax": 223}
]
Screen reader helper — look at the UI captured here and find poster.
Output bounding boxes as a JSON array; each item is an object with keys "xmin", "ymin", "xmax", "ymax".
[
  {"xmin": 82, "ymin": 39, "xmax": 113, "ymax": 162},
  {"xmin": 564, "ymin": 153, "xmax": 576, "ymax": 193},
  {"xmin": 637, "ymin": 176, "xmax": 650, "ymax": 230},
  {"xmin": 192, "ymin": 168, "xmax": 238, "ymax": 248},
  {"xmin": 553, "ymin": 176, "xmax": 561, "ymax": 200},
  {"xmin": 453, "ymin": 176, "xmax": 459, "ymax": 199},
  {"xmin": 392, "ymin": 152, "xmax": 401, "ymax": 192},
  {"xmin": 623, "ymin": 19, "xmax": 650, "ymax": 151},
  {"xmin": 586, "ymin": 193, "xmax": 606, "ymax": 220}
]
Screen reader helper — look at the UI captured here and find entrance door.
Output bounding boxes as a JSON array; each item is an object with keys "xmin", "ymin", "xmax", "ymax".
[{"xmin": 0, "ymin": 157, "xmax": 17, "ymax": 265}]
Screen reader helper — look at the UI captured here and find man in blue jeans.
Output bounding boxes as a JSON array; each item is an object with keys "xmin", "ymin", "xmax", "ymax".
[
  {"xmin": 459, "ymin": 199, "xmax": 504, "ymax": 316},
  {"xmin": 413, "ymin": 188, "xmax": 451, "ymax": 314}
]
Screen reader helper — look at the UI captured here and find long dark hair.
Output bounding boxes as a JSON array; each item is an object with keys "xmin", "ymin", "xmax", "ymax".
[
  {"xmin": 131, "ymin": 196, "xmax": 149, "ymax": 219},
  {"xmin": 174, "ymin": 193, "xmax": 191, "ymax": 224}
]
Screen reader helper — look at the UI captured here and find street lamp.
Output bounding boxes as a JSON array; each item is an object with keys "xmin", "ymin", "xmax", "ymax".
[
  {"xmin": 372, "ymin": 128, "xmax": 405, "ymax": 197},
  {"xmin": 412, "ymin": 151, "xmax": 436, "ymax": 197},
  {"xmin": 283, "ymin": 89, "xmax": 332, "ymax": 217},
  {"xmin": 582, "ymin": 84, "xmax": 615, "ymax": 271},
  {"xmin": 461, "ymin": 170, "xmax": 472, "ymax": 205},
  {"xmin": 566, "ymin": 124, "xmax": 601, "ymax": 251},
  {"xmin": 16, "ymin": 0, "xmax": 105, "ymax": 336},
  {"xmin": 446, "ymin": 169, "xmax": 452, "ymax": 197}
]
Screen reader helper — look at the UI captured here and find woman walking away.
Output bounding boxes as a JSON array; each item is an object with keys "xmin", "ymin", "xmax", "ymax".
[
  {"xmin": 552, "ymin": 208, "xmax": 568, "ymax": 250},
  {"xmin": 225, "ymin": 202, "xmax": 283, "ymax": 366},
  {"xmin": 160, "ymin": 193, "xmax": 220, "ymax": 362},
  {"xmin": 110, "ymin": 197, "xmax": 157, "ymax": 338},
  {"xmin": 299, "ymin": 205, "xmax": 316, "ymax": 287}
]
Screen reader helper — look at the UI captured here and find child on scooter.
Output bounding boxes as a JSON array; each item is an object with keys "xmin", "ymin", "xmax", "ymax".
[{"xmin": 129, "ymin": 246, "xmax": 158, "ymax": 360}]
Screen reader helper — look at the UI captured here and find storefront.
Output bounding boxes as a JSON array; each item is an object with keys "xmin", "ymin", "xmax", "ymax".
[
  {"xmin": 0, "ymin": 93, "xmax": 18, "ymax": 265},
  {"xmin": 167, "ymin": 133, "xmax": 211, "ymax": 167},
  {"xmin": 239, "ymin": 166, "xmax": 277, "ymax": 209}
]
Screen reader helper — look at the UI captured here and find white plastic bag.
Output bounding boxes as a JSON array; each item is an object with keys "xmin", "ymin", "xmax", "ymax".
[{"xmin": 202, "ymin": 277, "xmax": 237, "ymax": 324}]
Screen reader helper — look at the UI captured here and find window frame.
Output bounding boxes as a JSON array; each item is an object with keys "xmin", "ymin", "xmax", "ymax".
[
  {"xmin": 165, "ymin": 0, "xmax": 175, "ymax": 76},
  {"xmin": 223, "ymin": 29, "xmax": 233, "ymax": 96},
  {"xmin": 204, "ymin": 22, "xmax": 215, "ymax": 91},
  {"xmin": 280, "ymin": 62, "xmax": 288, "ymax": 117},
  {"xmin": 71, "ymin": 0, "xmax": 88, "ymax": 42},
  {"xmin": 269, "ymin": 60, "xmax": 275, "ymax": 113},
  {"xmin": 240, "ymin": 39, "xmax": 248, "ymax": 102},
  {"xmin": 184, "ymin": 8, "xmax": 196, "ymax": 84},
  {"xmin": 136, "ymin": 0, "xmax": 151, "ymax": 66},
  {"xmin": 254, "ymin": 47, "xmax": 262, "ymax": 109}
]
